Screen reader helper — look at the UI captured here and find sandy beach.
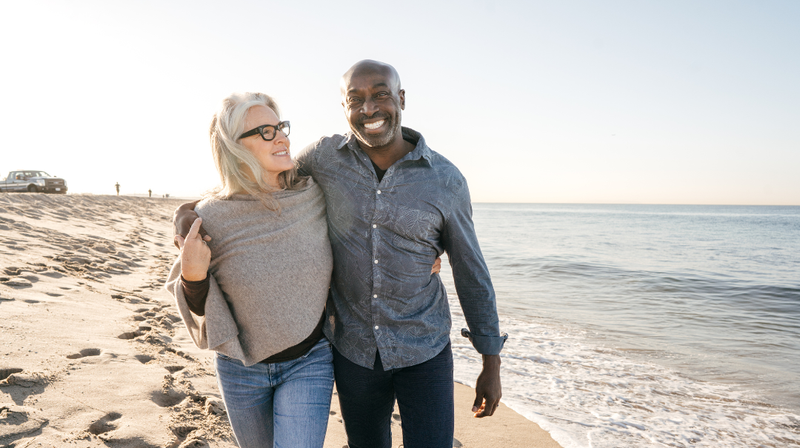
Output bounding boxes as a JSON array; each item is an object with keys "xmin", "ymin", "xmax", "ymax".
[{"xmin": 0, "ymin": 193, "xmax": 561, "ymax": 448}]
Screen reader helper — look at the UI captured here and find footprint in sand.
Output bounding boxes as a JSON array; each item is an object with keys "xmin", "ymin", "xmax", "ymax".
[
  {"xmin": 0, "ymin": 368, "xmax": 24, "ymax": 382},
  {"xmin": 111, "ymin": 293, "xmax": 151, "ymax": 304},
  {"xmin": 171, "ymin": 425, "xmax": 198, "ymax": 439},
  {"xmin": 1, "ymin": 277, "xmax": 32, "ymax": 288},
  {"xmin": 150, "ymin": 389, "xmax": 188, "ymax": 408},
  {"xmin": 66, "ymin": 348, "xmax": 102, "ymax": 359},
  {"xmin": 40, "ymin": 269, "xmax": 66, "ymax": 278},
  {"xmin": 136, "ymin": 307, "xmax": 181, "ymax": 332},
  {"xmin": 88, "ymin": 411, "xmax": 122, "ymax": 435},
  {"xmin": 0, "ymin": 370, "xmax": 44, "ymax": 388},
  {"xmin": 0, "ymin": 404, "xmax": 49, "ymax": 442},
  {"xmin": 117, "ymin": 326, "xmax": 148, "ymax": 340},
  {"xmin": 135, "ymin": 354, "xmax": 155, "ymax": 364}
]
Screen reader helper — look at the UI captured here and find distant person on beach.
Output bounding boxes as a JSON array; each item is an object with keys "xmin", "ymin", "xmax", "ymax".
[
  {"xmin": 148, "ymin": 189, "xmax": 152, "ymax": 198},
  {"xmin": 115, "ymin": 182, "xmax": 120, "ymax": 196},
  {"xmin": 174, "ymin": 60, "xmax": 505, "ymax": 448},
  {"xmin": 166, "ymin": 92, "xmax": 335, "ymax": 448}
]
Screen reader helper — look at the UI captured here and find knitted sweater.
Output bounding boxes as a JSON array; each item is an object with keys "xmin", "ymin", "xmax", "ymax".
[{"xmin": 165, "ymin": 180, "xmax": 332, "ymax": 366}]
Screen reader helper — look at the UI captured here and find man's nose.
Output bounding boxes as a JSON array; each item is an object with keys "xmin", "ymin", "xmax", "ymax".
[{"xmin": 360, "ymin": 97, "xmax": 378, "ymax": 115}]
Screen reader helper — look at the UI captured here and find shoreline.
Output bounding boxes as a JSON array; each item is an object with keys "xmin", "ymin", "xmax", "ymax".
[{"xmin": 0, "ymin": 193, "xmax": 561, "ymax": 447}]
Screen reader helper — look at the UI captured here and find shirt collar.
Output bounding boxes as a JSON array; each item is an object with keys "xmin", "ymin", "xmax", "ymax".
[{"xmin": 340, "ymin": 127, "xmax": 433, "ymax": 166}]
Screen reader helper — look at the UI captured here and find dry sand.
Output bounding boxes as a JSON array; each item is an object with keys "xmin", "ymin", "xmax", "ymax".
[{"xmin": 0, "ymin": 193, "xmax": 560, "ymax": 448}]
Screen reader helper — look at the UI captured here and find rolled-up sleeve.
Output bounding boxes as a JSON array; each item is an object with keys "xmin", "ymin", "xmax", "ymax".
[{"xmin": 442, "ymin": 179, "xmax": 507, "ymax": 355}]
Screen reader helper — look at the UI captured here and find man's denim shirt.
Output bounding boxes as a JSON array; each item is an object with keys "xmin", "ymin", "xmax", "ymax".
[{"xmin": 297, "ymin": 127, "xmax": 507, "ymax": 370}]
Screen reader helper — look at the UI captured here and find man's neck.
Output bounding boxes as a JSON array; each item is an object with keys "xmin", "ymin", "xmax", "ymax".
[{"xmin": 360, "ymin": 136, "xmax": 416, "ymax": 171}]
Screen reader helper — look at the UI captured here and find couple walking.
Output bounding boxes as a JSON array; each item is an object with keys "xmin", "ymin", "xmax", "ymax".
[{"xmin": 166, "ymin": 59, "xmax": 507, "ymax": 448}]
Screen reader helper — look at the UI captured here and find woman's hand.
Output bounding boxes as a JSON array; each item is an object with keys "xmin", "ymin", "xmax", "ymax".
[
  {"xmin": 431, "ymin": 257, "xmax": 442, "ymax": 275},
  {"xmin": 173, "ymin": 200, "xmax": 210, "ymax": 249},
  {"xmin": 175, "ymin": 218, "xmax": 211, "ymax": 281}
]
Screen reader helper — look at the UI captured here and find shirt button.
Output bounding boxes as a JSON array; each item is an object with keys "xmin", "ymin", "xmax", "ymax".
[
  {"xmin": 372, "ymin": 224, "xmax": 377, "ymax": 228},
  {"xmin": 374, "ymin": 326, "xmax": 379, "ymax": 330},
  {"xmin": 373, "ymin": 294, "xmax": 378, "ymax": 298},
  {"xmin": 377, "ymin": 190, "xmax": 382, "ymax": 194},
  {"xmin": 374, "ymin": 259, "xmax": 379, "ymax": 264}
]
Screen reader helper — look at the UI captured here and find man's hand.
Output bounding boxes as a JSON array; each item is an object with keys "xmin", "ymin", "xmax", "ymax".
[
  {"xmin": 472, "ymin": 354, "xmax": 502, "ymax": 418},
  {"xmin": 173, "ymin": 200, "xmax": 209, "ymax": 249},
  {"xmin": 175, "ymin": 218, "xmax": 211, "ymax": 281},
  {"xmin": 431, "ymin": 257, "xmax": 442, "ymax": 275}
]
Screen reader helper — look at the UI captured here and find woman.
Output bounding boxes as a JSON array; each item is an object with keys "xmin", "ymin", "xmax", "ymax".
[{"xmin": 165, "ymin": 92, "xmax": 333, "ymax": 448}]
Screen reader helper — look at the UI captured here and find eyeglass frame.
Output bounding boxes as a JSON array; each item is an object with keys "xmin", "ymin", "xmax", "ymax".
[{"xmin": 238, "ymin": 121, "xmax": 291, "ymax": 141}]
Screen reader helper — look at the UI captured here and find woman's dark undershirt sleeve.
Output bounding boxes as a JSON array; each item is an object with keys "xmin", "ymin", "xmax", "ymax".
[{"xmin": 180, "ymin": 275, "xmax": 209, "ymax": 316}]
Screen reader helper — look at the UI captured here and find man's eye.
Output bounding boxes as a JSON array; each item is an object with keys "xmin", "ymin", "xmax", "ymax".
[{"xmin": 348, "ymin": 97, "xmax": 362, "ymax": 104}]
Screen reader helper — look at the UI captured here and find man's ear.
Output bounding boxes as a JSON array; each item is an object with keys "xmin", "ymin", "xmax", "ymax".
[{"xmin": 399, "ymin": 89, "xmax": 406, "ymax": 110}]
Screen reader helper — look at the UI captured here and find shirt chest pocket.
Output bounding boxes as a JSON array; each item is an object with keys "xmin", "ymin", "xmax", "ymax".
[{"xmin": 382, "ymin": 204, "xmax": 442, "ymax": 248}]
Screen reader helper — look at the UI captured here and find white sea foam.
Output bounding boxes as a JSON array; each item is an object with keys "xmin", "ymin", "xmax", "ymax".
[{"xmin": 448, "ymin": 299, "xmax": 800, "ymax": 448}]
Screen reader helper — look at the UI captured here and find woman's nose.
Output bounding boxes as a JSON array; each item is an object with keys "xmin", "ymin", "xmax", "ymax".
[{"xmin": 274, "ymin": 129, "xmax": 289, "ymax": 145}]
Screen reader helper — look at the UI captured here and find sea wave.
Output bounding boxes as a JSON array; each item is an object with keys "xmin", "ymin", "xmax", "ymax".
[{"xmin": 449, "ymin": 299, "xmax": 800, "ymax": 448}]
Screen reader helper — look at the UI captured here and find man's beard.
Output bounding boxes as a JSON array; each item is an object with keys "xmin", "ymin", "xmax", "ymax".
[{"xmin": 353, "ymin": 111, "xmax": 401, "ymax": 148}]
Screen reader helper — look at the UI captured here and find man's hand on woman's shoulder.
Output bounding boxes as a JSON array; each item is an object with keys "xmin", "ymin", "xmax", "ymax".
[{"xmin": 173, "ymin": 200, "xmax": 209, "ymax": 249}]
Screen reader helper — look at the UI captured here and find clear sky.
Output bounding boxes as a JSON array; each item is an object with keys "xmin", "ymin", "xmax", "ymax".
[{"xmin": 2, "ymin": 0, "xmax": 798, "ymax": 205}]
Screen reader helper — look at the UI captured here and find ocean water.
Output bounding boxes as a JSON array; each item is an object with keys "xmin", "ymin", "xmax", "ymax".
[{"xmin": 441, "ymin": 204, "xmax": 800, "ymax": 448}]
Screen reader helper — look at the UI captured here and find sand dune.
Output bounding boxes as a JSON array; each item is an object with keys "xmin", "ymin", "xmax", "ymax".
[{"xmin": 0, "ymin": 193, "xmax": 560, "ymax": 448}]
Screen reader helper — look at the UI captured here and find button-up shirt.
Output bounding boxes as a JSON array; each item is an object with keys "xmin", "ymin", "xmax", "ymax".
[{"xmin": 297, "ymin": 127, "xmax": 506, "ymax": 369}]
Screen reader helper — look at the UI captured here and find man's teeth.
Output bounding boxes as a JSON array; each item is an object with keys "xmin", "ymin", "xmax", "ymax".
[{"xmin": 364, "ymin": 120, "xmax": 385, "ymax": 130}]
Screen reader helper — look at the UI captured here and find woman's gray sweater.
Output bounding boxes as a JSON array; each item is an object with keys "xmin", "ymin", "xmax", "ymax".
[{"xmin": 166, "ymin": 180, "xmax": 332, "ymax": 366}]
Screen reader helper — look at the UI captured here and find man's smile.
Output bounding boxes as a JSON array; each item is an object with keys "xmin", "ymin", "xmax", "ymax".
[
  {"xmin": 363, "ymin": 120, "xmax": 385, "ymax": 130},
  {"xmin": 361, "ymin": 118, "xmax": 386, "ymax": 132}
]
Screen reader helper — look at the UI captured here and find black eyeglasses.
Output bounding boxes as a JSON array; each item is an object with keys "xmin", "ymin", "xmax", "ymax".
[{"xmin": 238, "ymin": 121, "xmax": 290, "ymax": 141}]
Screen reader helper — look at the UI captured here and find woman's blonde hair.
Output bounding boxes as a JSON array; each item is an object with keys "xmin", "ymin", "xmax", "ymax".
[{"xmin": 207, "ymin": 92, "xmax": 307, "ymax": 210}]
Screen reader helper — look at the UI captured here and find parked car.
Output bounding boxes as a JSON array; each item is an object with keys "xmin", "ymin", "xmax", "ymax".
[{"xmin": 0, "ymin": 170, "xmax": 68, "ymax": 193}]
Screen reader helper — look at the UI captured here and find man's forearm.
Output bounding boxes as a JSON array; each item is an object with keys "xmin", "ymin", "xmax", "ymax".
[{"xmin": 482, "ymin": 354, "xmax": 501, "ymax": 371}]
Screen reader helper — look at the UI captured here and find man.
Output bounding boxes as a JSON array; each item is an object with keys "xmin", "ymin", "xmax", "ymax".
[
  {"xmin": 175, "ymin": 60, "xmax": 506, "ymax": 448},
  {"xmin": 297, "ymin": 60, "xmax": 505, "ymax": 448}
]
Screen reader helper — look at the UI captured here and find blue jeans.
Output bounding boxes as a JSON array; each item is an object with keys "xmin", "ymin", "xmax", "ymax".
[
  {"xmin": 333, "ymin": 342, "xmax": 455, "ymax": 448},
  {"xmin": 214, "ymin": 338, "xmax": 334, "ymax": 448}
]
